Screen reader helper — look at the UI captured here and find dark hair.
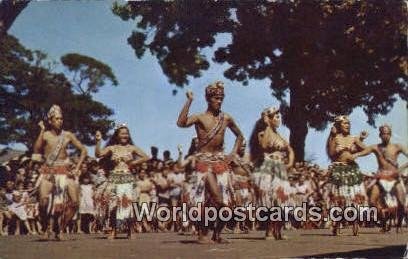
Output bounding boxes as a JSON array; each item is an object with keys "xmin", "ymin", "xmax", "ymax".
[
  {"xmin": 186, "ymin": 137, "xmax": 198, "ymax": 158},
  {"xmin": 326, "ymin": 122, "xmax": 341, "ymax": 162},
  {"xmin": 249, "ymin": 118, "xmax": 268, "ymax": 167},
  {"xmin": 88, "ymin": 159, "xmax": 98, "ymax": 171},
  {"xmin": 105, "ymin": 127, "xmax": 134, "ymax": 147},
  {"xmin": 79, "ymin": 173, "xmax": 91, "ymax": 184},
  {"xmin": 0, "ymin": 166, "xmax": 7, "ymax": 187},
  {"xmin": 163, "ymin": 150, "xmax": 171, "ymax": 159},
  {"xmin": 151, "ymin": 146, "xmax": 158, "ymax": 156},
  {"xmin": 379, "ymin": 124, "xmax": 392, "ymax": 134}
]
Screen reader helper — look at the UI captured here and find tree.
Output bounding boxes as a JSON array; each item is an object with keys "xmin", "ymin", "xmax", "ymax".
[
  {"xmin": 0, "ymin": 0, "xmax": 30, "ymax": 39},
  {"xmin": 113, "ymin": 0, "xmax": 407, "ymax": 161},
  {"xmin": 0, "ymin": 35, "xmax": 115, "ymax": 148},
  {"xmin": 61, "ymin": 53, "xmax": 118, "ymax": 95}
]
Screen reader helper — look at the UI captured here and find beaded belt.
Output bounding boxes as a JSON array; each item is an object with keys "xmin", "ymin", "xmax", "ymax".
[{"xmin": 40, "ymin": 165, "xmax": 70, "ymax": 175}]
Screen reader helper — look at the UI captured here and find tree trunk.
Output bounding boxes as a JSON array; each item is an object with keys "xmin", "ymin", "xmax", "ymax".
[
  {"xmin": 286, "ymin": 86, "xmax": 308, "ymax": 162},
  {"xmin": 0, "ymin": 1, "xmax": 30, "ymax": 39},
  {"xmin": 288, "ymin": 114, "xmax": 308, "ymax": 162}
]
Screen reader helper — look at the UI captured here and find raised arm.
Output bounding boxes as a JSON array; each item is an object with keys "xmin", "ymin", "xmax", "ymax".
[
  {"xmin": 33, "ymin": 121, "xmax": 46, "ymax": 154},
  {"xmin": 227, "ymin": 115, "xmax": 244, "ymax": 154},
  {"xmin": 177, "ymin": 90, "xmax": 198, "ymax": 128},
  {"xmin": 94, "ymin": 131, "xmax": 111, "ymax": 158},
  {"xmin": 177, "ymin": 145, "xmax": 194, "ymax": 168},
  {"xmin": 354, "ymin": 134, "xmax": 368, "ymax": 151},
  {"xmin": 327, "ymin": 127, "xmax": 338, "ymax": 161},
  {"xmin": 67, "ymin": 131, "xmax": 87, "ymax": 172}
]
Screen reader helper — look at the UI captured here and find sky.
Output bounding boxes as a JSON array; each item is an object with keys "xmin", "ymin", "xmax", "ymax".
[{"xmin": 7, "ymin": 1, "xmax": 408, "ymax": 172}]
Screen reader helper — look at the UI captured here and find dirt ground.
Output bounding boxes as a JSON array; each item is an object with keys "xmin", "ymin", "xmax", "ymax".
[{"xmin": 0, "ymin": 228, "xmax": 407, "ymax": 259}]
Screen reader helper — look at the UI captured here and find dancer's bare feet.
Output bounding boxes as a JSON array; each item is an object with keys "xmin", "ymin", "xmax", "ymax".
[
  {"xmin": 197, "ymin": 235, "xmax": 215, "ymax": 244},
  {"xmin": 331, "ymin": 224, "xmax": 340, "ymax": 236},
  {"xmin": 55, "ymin": 232, "xmax": 66, "ymax": 241},
  {"xmin": 107, "ymin": 230, "xmax": 116, "ymax": 240},
  {"xmin": 214, "ymin": 237, "xmax": 230, "ymax": 244},
  {"xmin": 265, "ymin": 229, "xmax": 273, "ymax": 239},
  {"xmin": 127, "ymin": 227, "xmax": 136, "ymax": 240},
  {"xmin": 233, "ymin": 227, "xmax": 241, "ymax": 234},
  {"xmin": 278, "ymin": 235, "xmax": 288, "ymax": 240},
  {"xmin": 127, "ymin": 232, "xmax": 137, "ymax": 240},
  {"xmin": 42, "ymin": 229, "xmax": 51, "ymax": 240},
  {"xmin": 142, "ymin": 222, "xmax": 151, "ymax": 232},
  {"xmin": 240, "ymin": 225, "xmax": 249, "ymax": 234}
]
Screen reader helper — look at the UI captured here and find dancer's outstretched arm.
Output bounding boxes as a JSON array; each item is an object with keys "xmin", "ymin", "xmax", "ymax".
[
  {"xmin": 353, "ymin": 145, "xmax": 375, "ymax": 159},
  {"xmin": 177, "ymin": 90, "xmax": 198, "ymax": 128}
]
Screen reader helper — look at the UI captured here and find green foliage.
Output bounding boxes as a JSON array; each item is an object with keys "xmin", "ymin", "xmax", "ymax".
[
  {"xmin": 113, "ymin": 0, "xmax": 407, "ymax": 160},
  {"xmin": 0, "ymin": 35, "xmax": 115, "ymax": 148},
  {"xmin": 113, "ymin": 0, "xmax": 233, "ymax": 86},
  {"xmin": 61, "ymin": 53, "xmax": 118, "ymax": 95}
]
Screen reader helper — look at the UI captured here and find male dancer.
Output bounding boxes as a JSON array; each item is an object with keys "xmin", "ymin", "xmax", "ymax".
[
  {"xmin": 177, "ymin": 81, "xmax": 244, "ymax": 243},
  {"xmin": 354, "ymin": 124, "xmax": 407, "ymax": 230},
  {"xmin": 33, "ymin": 105, "xmax": 87, "ymax": 240}
]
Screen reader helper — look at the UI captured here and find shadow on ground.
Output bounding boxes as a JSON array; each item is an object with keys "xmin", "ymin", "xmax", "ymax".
[
  {"xmin": 302, "ymin": 245, "xmax": 406, "ymax": 258},
  {"xmin": 227, "ymin": 236, "xmax": 269, "ymax": 241}
]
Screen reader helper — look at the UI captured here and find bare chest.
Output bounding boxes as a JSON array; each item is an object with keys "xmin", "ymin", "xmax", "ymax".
[
  {"xmin": 196, "ymin": 114, "xmax": 227, "ymax": 133},
  {"xmin": 195, "ymin": 114, "xmax": 227, "ymax": 150},
  {"xmin": 43, "ymin": 132, "xmax": 69, "ymax": 155},
  {"xmin": 334, "ymin": 135, "xmax": 356, "ymax": 152},
  {"xmin": 377, "ymin": 145, "xmax": 399, "ymax": 160}
]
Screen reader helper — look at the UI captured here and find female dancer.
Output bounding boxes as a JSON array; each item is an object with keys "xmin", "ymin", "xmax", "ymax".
[
  {"xmin": 249, "ymin": 107, "xmax": 294, "ymax": 240},
  {"xmin": 326, "ymin": 115, "xmax": 368, "ymax": 236},
  {"xmin": 95, "ymin": 124, "xmax": 149, "ymax": 239}
]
